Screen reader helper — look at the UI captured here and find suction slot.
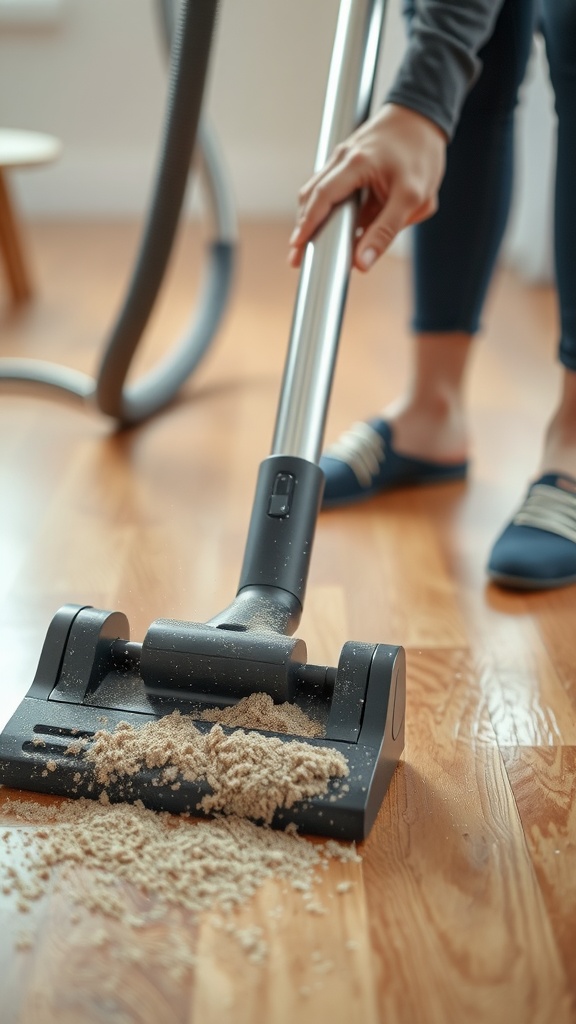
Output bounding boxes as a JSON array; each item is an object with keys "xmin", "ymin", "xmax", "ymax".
[
  {"xmin": 32, "ymin": 724, "xmax": 94, "ymax": 740},
  {"xmin": 21, "ymin": 740, "xmax": 83, "ymax": 757}
]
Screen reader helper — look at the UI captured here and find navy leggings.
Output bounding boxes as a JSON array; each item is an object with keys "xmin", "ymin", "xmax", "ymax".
[{"xmin": 406, "ymin": 0, "xmax": 576, "ymax": 372}]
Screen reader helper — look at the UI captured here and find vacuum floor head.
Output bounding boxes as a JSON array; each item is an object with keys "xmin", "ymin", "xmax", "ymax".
[{"xmin": 0, "ymin": 604, "xmax": 405, "ymax": 841}]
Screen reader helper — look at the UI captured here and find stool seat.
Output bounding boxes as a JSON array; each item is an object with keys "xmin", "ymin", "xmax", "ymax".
[
  {"xmin": 0, "ymin": 128, "xmax": 62, "ymax": 305},
  {"xmin": 0, "ymin": 128, "xmax": 62, "ymax": 170}
]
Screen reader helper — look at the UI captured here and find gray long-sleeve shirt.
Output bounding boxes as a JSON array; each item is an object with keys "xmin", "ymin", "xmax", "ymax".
[{"xmin": 386, "ymin": 0, "xmax": 505, "ymax": 138}]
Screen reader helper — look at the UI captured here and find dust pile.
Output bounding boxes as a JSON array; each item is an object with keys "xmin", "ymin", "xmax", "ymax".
[
  {"xmin": 1, "ymin": 796, "xmax": 360, "ymax": 974},
  {"xmin": 2, "ymin": 694, "xmax": 357, "ymax": 974},
  {"xmin": 1, "ymin": 796, "xmax": 358, "ymax": 921},
  {"xmin": 198, "ymin": 691, "xmax": 324, "ymax": 738},
  {"xmin": 84, "ymin": 708, "xmax": 346, "ymax": 824}
]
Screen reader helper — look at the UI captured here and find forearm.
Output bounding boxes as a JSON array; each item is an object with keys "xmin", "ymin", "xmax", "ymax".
[
  {"xmin": 289, "ymin": 1, "xmax": 506, "ymax": 270},
  {"xmin": 386, "ymin": 0, "xmax": 505, "ymax": 138}
]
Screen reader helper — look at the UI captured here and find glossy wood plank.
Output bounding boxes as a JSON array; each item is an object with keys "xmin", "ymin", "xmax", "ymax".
[
  {"xmin": 502, "ymin": 746, "xmax": 576, "ymax": 996},
  {"xmin": 191, "ymin": 868, "xmax": 379, "ymax": 1024},
  {"xmin": 364, "ymin": 648, "xmax": 574, "ymax": 1024}
]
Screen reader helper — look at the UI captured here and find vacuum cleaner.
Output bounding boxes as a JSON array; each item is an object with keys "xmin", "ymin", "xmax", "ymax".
[{"xmin": 0, "ymin": 0, "xmax": 405, "ymax": 841}]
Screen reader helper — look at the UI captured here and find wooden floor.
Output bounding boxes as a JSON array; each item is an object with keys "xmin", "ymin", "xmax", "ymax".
[{"xmin": 0, "ymin": 220, "xmax": 575, "ymax": 1023}]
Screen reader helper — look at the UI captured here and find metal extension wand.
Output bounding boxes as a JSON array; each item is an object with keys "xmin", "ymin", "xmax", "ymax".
[{"xmin": 273, "ymin": 0, "xmax": 387, "ymax": 463}]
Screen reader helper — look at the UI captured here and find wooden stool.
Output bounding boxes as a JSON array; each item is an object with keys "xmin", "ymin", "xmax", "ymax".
[{"xmin": 0, "ymin": 128, "xmax": 62, "ymax": 304}]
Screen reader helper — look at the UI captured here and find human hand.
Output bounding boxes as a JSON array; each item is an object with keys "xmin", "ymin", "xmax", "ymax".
[{"xmin": 288, "ymin": 103, "xmax": 447, "ymax": 271}]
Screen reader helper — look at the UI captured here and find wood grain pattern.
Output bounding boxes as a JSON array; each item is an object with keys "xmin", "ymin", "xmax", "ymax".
[
  {"xmin": 0, "ymin": 221, "xmax": 575, "ymax": 1023},
  {"xmin": 191, "ymin": 868, "xmax": 379, "ymax": 1024},
  {"xmin": 502, "ymin": 746, "xmax": 576, "ymax": 995},
  {"xmin": 363, "ymin": 649, "xmax": 573, "ymax": 1024}
]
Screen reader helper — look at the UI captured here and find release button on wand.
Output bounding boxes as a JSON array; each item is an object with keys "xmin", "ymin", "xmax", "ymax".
[{"xmin": 267, "ymin": 472, "xmax": 295, "ymax": 517}]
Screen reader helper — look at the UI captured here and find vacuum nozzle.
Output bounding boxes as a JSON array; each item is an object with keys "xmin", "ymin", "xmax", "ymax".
[{"xmin": 0, "ymin": 604, "xmax": 405, "ymax": 840}]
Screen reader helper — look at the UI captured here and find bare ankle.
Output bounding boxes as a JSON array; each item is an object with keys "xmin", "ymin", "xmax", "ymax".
[
  {"xmin": 382, "ymin": 396, "xmax": 468, "ymax": 462},
  {"xmin": 380, "ymin": 331, "xmax": 474, "ymax": 462},
  {"xmin": 540, "ymin": 371, "xmax": 576, "ymax": 478}
]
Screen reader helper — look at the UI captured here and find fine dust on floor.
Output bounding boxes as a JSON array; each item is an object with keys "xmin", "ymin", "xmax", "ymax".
[{"xmin": 1, "ymin": 693, "xmax": 360, "ymax": 998}]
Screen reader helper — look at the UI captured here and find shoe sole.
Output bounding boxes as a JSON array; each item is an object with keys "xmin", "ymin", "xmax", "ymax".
[
  {"xmin": 321, "ymin": 470, "xmax": 468, "ymax": 510},
  {"xmin": 488, "ymin": 570, "xmax": 576, "ymax": 591}
]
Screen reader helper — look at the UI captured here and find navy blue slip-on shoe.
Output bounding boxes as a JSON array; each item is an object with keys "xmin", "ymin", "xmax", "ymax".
[
  {"xmin": 320, "ymin": 418, "xmax": 468, "ymax": 509},
  {"xmin": 488, "ymin": 473, "xmax": 576, "ymax": 590}
]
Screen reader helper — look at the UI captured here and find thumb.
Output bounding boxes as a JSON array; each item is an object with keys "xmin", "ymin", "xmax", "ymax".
[{"xmin": 355, "ymin": 187, "xmax": 409, "ymax": 270}]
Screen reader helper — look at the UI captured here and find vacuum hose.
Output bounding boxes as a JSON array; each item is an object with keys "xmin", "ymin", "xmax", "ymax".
[
  {"xmin": 0, "ymin": 0, "xmax": 235, "ymax": 426},
  {"xmin": 96, "ymin": 0, "xmax": 227, "ymax": 422}
]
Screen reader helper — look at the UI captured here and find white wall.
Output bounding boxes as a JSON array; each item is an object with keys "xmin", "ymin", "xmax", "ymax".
[
  {"xmin": 0, "ymin": 0, "xmax": 557, "ymax": 280},
  {"xmin": 0, "ymin": 0, "xmax": 345, "ymax": 215}
]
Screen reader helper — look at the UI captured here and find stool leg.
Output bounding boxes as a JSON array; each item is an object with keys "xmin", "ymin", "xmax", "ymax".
[{"xmin": 0, "ymin": 168, "xmax": 33, "ymax": 304}]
